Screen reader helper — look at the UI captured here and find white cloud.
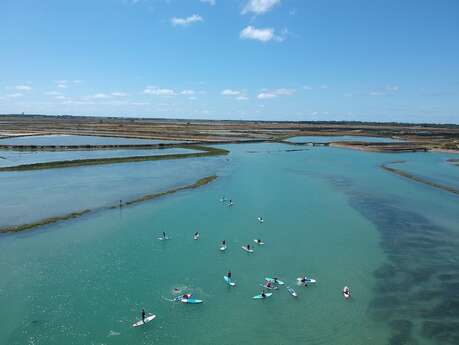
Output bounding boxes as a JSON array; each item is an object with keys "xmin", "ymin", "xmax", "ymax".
[
  {"xmin": 369, "ymin": 85, "xmax": 400, "ymax": 96},
  {"xmin": 180, "ymin": 89, "xmax": 195, "ymax": 95},
  {"xmin": 144, "ymin": 86, "xmax": 176, "ymax": 96},
  {"xmin": 6, "ymin": 93, "xmax": 23, "ymax": 98},
  {"xmin": 273, "ymin": 88, "xmax": 295, "ymax": 95},
  {"xmin": 303, "ymin": 85, "xmax": 312, "ymax": 90},
  {"xmin": 171, "ymin": 14, "xmax": 203, "ymax": 26},
  {"xmin": 55, "ymin": 95, "xmax": 67, "ymax": 100},
  {"xmin": 240, "ymin": 26, "xmax": 274, "ymax": 42},
  {"xmin": 57, "ymin": 84, "xmax": 67, "ymax": 89},
  {"xmin": 257, "ymin": 92, "xmax": 276, "ymax": 99},
  {"xmin": 44, "ymin": 91, "xmax": 61, "ymax": 96},
  {"xmin": 236, "ymin": 95, "xmax": 249, "ymax": 101},
  {"xmin": 386, "ymin": 85, "xmax": 400, "ymax": 92},
  {"xmin": 111, "ymin": 92, "xmax": 128, "ymax": 97},
  {"xmin": 200, "ymin": 0, "xmax": 215, "ymax": 5},
  {"xmin": 242, "ymin": 0, "xmax": 281, "ymax": 15},
  {"xmin": 257, "ymin": 88, "xmax": 295, "ymax": 99},
  {"xmin": 320, "ymin": 84, "xmax": 328, "ymax": 89},
  {"xmin": 188, "ymin": 96, "xmax": 197, "ymax": 100},
  {"xmin": 131, "ymin": 102, "xmax": 150, "ymax": 106},
  {"xmin": 93, "ymin": 93, "xmax": 110, "ymax": 99},
  {"xmin": 369, "ymin": 91, "xmax": 385, "ymax": 96},
  {"xmin": 221, "ymin": 89, "xmax": 242, "ymax": 96},
  {"xmin": 15, "ymin": 85, "xmax": 32, "ymax": 91}
]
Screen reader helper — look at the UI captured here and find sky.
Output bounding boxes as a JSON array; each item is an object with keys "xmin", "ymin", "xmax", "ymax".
[{"xmin": 1, "ymin": 0, "xmax": 459, "ymax": 123}]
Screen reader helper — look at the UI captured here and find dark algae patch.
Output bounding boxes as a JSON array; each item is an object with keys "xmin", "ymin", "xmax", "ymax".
[
  {"xmin": 0, "ymin": 175, "xmax": 218, "ymax": 233},
  {"xmin": 331, "ymin": 178, "xmax": 459, "ymax": 345}
]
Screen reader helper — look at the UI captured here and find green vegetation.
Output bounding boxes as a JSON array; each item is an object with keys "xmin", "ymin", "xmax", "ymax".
[
  {"xmin": 123, "ymin": 175, "xmax": 217, "ymax": 206},
  {"xmin": 381, "ymin": 161, "xmax": 459, "ymax": 195},
  {"xmin": 0, "ymin": 175, "xmax": 218, "ymax": 233},
  {"xmin": 0, "ymin": 146, "xmax": 228, "ymax": 172},
  {"xmin": 0, "ymin": 210, "xmax": 90, "ymax": 233}
]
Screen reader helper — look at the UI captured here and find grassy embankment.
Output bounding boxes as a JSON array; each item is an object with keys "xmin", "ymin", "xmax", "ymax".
[
  {"xmin": 381, "ymin": 161, "xmax": 459, "ymax": 195},
  {"xmin": 0, "ymin": 145, "xmax": 228, "ymax": 172},
  {"xmin": 0, "ymin": 175, "xmax": 218, "ymax": 233}
]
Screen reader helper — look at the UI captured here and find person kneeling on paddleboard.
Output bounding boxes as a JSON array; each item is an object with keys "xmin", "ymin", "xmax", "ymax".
[
  {"xmin": 261, "ymin": 290, "xmax": 266, "ymax": 298},
  {"xmin": 300, "ymin": 277, "xmax": 308, "ymax": 286}
]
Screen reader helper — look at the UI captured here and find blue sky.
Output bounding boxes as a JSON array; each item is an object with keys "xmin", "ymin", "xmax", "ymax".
[{"xmin": 1, "ymin": 0, "xmax": 458, "ymax": 123}]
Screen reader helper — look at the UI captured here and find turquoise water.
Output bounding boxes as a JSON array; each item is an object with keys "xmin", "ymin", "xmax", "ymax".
[
  {"xmin": 0, "ymin": 156, "xmax": 225, "ymax": 227},
  {"xmin": 0, "ymin": 143, "xmax": 458, "ymax": 345},
  {"xmin": 389, "ymin": 154, "xmax": 459, "ymax": 190},
  {"xmin": 0, "ymin": 148, "xmax": 199, "ymax": 168},
  {"xmin": 287, "ymin": 135, "xmax": 400, "ymax": 143},
  {"xmin": 0, "ymin": 135, "xmax": 182, "ymax": 146}
]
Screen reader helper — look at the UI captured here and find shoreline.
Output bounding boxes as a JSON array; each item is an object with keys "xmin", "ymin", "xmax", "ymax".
[
  {"xmin": 381, "ymin": 161, "xmax": 459, "ymax": 196},
  {"xmin": 0, "ymin": 146, "xmax": 229, "ymax": 172},
  {"xmin": 0, "ymin": 175, "xmax": 218, "ymax": 233}
]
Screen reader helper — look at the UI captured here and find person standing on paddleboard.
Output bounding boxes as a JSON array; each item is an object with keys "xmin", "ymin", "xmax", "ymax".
[
  {"xmin": 227, "ymin": 270, "xmax": 232, "ymax": 279},
  {"xmin": 141, "ymin": 308, "xmax": 146, "ymax": 323}
]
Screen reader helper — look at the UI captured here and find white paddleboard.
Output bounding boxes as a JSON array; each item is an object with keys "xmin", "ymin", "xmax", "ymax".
[
  {"xmin": 193, "ymin": 235, "xmax": 199, "ymax": 240},
  {"xmin": 343, "ymin": 287, "xmax": 350, "ymax": 299},
  {"xmin": 253, "ymin": 292, "xmax": 272, "ymax": 299},
  {"xmin": 224, "ymin": 276, "xmax": 236, "ymax": 286},
  {"xmin": 220, "ymin": 245, "xmax": 227, "ymax": 251},
  {"xmin": 297, "ymin": 277, "xmax": 317, "ymax": 284},
  {"xmin": 132, "ymin": 314, "xmax": 156, "ymax": 327},
  {"xmin": 157, "ymin": 237, "xmax": 171, "ymax": 241},
  {"xmin": 287, "ymin": 286, "xmax": 298, "ymax": 297},
  {"xmin": 241, "ymin": 246, "xmax": 254, "ymax": 253},
  {"xmin": 253, "ymin": 239, "xmax": 264, "ymax": 245},
  {"xmin": 257, "ymin": 217, "xmax": 264, "ymax": 223},
  {"xmin": 265, "ymin": 277, "xmax": 285, "ymax": 285},
  {"xmin": 259, "ymin": 283, "xmax": 278, "ymax": 290}
]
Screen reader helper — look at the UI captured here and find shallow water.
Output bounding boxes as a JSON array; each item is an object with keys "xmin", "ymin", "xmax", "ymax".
[
  {"xmin": 287, "ymin": 135, "xmax": 400, "ymax": 143},
  {"xmin": 389, "ymin": 154, "xmax": 459, "ymax": 190},
  {"xmin": 0, "ymin": 135, "xmax": 182, "ymax": 146},
  {"xmin": 0, "ymin": 147, "xmax": 199, "ymax": 168},
  {"xmin": 0, "ymin": 155, "xmax": 225, "ymax": 227},
  {"xmin": 0, "ymin": 143, "xmax": 458, "ymax": 345}
]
